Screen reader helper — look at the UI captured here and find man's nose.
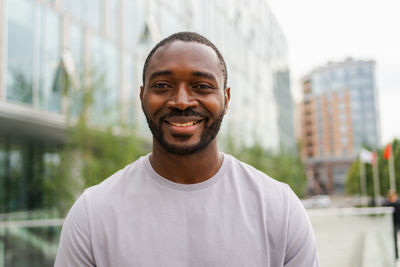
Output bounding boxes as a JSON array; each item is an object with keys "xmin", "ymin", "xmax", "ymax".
[{"xmin": 167, "ymin": 83, "xmax": 198, "ymax": 110}]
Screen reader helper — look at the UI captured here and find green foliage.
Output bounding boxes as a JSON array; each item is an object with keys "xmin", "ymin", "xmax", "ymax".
[
  {"xmin": 346, "ymin": 139, "xmax": 400, "ymax": 197},
  {"xmin": 68, "ymin": 126, "xmax": 149, "ymax": 189},
  {"xmin": 227, "ymin": 143, "xmax": 307, "ymax": 198},
  {"xmin": 8, "ymin": 71, "xmax": 33, "ymax": 104},
  {"xmin": 54, "ymin": 70, "xmax": 150, "ymax": 214}
]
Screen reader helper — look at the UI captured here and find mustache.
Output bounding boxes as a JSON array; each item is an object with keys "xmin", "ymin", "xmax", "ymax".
[{"xmin": 159, "ymin": 108, "xmax": 209, "ymax": 121}]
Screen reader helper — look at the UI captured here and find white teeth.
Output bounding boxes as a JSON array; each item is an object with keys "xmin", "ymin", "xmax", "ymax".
[{"xmin": 170, "ymin": 122, "xmax": 195, "ymax": 127}]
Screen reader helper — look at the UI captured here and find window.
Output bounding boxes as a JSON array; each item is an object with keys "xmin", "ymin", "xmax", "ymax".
[
  {"xmin": 341, "ymin": 136, "xmax": 348, "ymax": 146},
  {"xmin": 90, "ymin": 36, "xmax": 120, "ymax": 124},
  {"xmin": 64, "ymin": 0, "xmax": 85, "ymax": 21},
  {"xmin": 124, "ymin": 53, "xmax": 135, "ymax": 125},
  {"xmin": 107, "ymin": 0, "xmax": 119, "ymax": 40},
  {"xmin": 6, "ymin": 0, "xmax": 34, "ymax": 105},
  {"xmin": 86, "ymin": 0, "xmax": 102, "ymax": 31},
  {"xmin": 340, "ymin": 124, "xmax": 347, "ymax": 134},
  {"xmin": 122, "ymin": 0, "xmax": 135, "ymax": 48},
  {"xmin": 69, "ymin": 22, "xmax": 84, "ymax": 74},
  {"xmin": 160, "ymin": 9, "xmax": 186, "ymax": 37},
  {"xmin": 68, "ymin": 21, "xmax": 84, "ymax": 117},
  {"xmin": 37, "ymin": 6, "xmax": 62, "ymax": 112}
]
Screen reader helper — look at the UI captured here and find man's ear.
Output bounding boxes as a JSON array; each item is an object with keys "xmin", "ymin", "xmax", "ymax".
[
  {"xmin": 224, "ymin": 87, "xmax": 231, "ymax": 114},
  {"xmin": 140, "ymin": 86, "xmax": 144, "ymax": 102}
]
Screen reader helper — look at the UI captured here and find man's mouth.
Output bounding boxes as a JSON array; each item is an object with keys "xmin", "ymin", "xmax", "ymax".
[
  {"xmin": 164, "ymin": 116, "xmax": 205, "ymax": 127},
  {"xmin": 167, "ymin": 121, "xmax": 200, "ymax": 127},
  {"xmin": 163, "ymin": 117, "xmax": 205, "ymax": 135}
]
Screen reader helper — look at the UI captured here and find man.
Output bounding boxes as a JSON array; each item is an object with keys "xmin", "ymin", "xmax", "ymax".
[
  {"xmin": 383, "ymin": 190, "xmax": 400, "ymax": 258},
  {"xmin": 55, "ymin": 32, "xmax": 319, "ymax": 267}
]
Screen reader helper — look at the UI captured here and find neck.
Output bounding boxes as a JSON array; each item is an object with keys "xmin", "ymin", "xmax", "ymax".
[{"xmin": 149, "ymin": 138, "xmax": 223, "ymax": 184}]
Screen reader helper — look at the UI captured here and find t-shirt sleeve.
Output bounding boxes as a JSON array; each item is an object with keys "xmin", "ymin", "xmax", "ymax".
[
  {"xmin": 284, "ymin": 186, "xmax": 319, "ymax": 267},
  {"xmin": 54, "ymin": 193, "xmax": 96, "ymax": 267}
]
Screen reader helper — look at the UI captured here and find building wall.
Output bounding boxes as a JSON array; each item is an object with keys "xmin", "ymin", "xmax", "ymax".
[{"xmin": 300, "ymin": 58, "xmax": 380, "ymax": 195}]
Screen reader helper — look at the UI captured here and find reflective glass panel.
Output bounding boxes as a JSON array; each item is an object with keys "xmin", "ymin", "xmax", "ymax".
[
  {"xmin": 124, "ymin": 0, "xmax": 145, "ymax": 47},
  {"xmin": 63, "ymin": 0, "xmax": 86, "ymax": 21},
  {"xmin": 90, "ymin": 36, "xmax": 120, "ymax": 124},
  {"xmin": 107, "ymin": 0, "xmax": 119, "ymax": 40},
  {"xmin": 69, "ymin": 22, "xmax": 84, "ymax": 75},
  {"xmin": 86, "ymin": 0, "xmax": 102, "ymax": 31},
  {"xmin": 160, "ymin": 10, "xmax": 186, "ymax": 37},
  {"xmin": 124, "ymin": 54, "xmax": 135, "ymax": 125},
  {"xmin": 122, "ymin": 0, "xmax": 135, "ymax": 47},
  {"xmin": 37, "ymin": 6, "xmax": 62, "ymax": 113},
  {"xmin": 6, "ymin": 0, "xmax": 34, "ymax": 105},
  {"xmin": 68, "ymin": 22, "xmax": 84, "ymax": 117}
]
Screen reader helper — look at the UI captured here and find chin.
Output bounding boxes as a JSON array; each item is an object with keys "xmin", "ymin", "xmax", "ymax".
[{"xmin": 160, "ymin": 142, "xmax": 207, "ymax": 155}]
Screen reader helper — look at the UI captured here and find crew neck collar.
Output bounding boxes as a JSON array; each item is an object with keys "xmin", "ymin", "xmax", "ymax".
[{"xmin": 143, "ymin": 153, "xmax": 229, "ymax": 191}]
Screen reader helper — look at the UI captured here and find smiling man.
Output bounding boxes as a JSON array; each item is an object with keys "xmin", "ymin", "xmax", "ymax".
[{"xmin": 55, "ymin": 32, "xmax": 319, "ymax": 267}]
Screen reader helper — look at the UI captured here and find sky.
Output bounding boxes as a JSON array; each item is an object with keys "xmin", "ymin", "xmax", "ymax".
[{"xmin": 267, "ymin": 0, "xmax": 400, "ymax": 145}]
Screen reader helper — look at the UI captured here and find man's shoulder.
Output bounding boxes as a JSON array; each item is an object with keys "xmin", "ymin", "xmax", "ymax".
[
  {"xmin": 84, "ymin": 154, "xmax": 149, "ymax": 198},
  {"xmin": 225, "ymin": 154, "xmax": 291, "ymax": 193}
]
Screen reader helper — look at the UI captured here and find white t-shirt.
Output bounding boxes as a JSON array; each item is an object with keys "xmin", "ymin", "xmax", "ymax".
[{"xmin": 55, "ymin": 154, "xmax": 319, "ymax": 267}]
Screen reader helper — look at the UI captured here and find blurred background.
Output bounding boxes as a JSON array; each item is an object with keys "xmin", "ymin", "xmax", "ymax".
[{"xmin": 0, "ymin": 0, "xmax": 399, "ymax": 266}]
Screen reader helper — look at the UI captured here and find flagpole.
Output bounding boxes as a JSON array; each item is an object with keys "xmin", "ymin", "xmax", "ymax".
[
  {"xmin": 359, "ymin": 159, "xmax": 367, "ymax": 197},
  {"xmin": 389, "ymin": 152, "xmax": 396, "ymax": 192},
  {"xmin": 373, "ymin": 153, "xmax": 381, "ymax": 206}
]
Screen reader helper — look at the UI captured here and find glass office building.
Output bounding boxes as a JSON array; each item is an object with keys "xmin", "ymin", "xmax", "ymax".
[
  {"xmin": 0, "ymin": 0, "xmax": 293, "ymax": 264},
  {"xmin": 300, "ymin": 58, "xmax": 381, "ymax": 194}
]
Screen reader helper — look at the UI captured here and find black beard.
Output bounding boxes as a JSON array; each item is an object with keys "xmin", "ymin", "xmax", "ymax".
[{"xmin": 144, "ymin": 108, "xmax": 225, "ymax": 155}]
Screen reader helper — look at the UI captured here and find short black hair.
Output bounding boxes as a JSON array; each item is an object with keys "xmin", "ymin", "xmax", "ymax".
[{"xmin": 142, "ymin": 32, "xmax": 228, "ymax": 89}]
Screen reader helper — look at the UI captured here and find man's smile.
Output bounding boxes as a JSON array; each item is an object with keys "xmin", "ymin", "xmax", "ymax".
[
  {"xmin": 169, "ymin": 122, "xmax": 196, "ymax": 127},
  {"xmin": 163, "ymin": 117, "xmax": 205, "ymax": 135},
  {"xmin": 164, "ymin": 116, "xmax": 205, "ymax": 126}
]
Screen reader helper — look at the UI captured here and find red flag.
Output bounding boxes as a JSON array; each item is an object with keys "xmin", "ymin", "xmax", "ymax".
[{"xmin": 383, "ymin": 143, "xmax": 392, "ymax": 160}]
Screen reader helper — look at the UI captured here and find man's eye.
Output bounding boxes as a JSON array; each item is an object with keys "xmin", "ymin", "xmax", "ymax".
[
  {"xmin": 153, "ymin": 83, "xmax": 170, "ymax": 88},
  {"xmin": 193, "ymin": 84, "xmax": 213, "ymax": 89}
]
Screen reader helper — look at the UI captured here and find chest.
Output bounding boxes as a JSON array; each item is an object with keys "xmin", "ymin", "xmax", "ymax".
[{"xmin": 90, "ymin": 188, "xmax": 286, "ymax": 266}]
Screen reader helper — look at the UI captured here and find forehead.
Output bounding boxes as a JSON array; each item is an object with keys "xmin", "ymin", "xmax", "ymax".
[{"xmin": 146, "ymin": 41, "xmax": 222, "ymax": 80}]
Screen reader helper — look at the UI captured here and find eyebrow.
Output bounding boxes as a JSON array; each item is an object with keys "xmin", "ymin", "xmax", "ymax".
[
  {"xmin": 192, "ymin": 71, "xmax": 217, "ymax": 82},
  {"xmin": 148, "ymin": 70, "xmax": 173, "ymax": 81},
  {"xmin": 148, "ymin": 70, "xmax": 218, "ymax": 83}
]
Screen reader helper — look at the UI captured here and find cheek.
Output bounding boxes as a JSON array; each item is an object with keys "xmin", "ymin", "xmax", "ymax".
[
  {"xmin": 142, "ymin": 94, "xmax": 166, "ymax": 114},
  {"xmin": 199, "ymin": 95, "xmax": 225, "ymax": 114}
]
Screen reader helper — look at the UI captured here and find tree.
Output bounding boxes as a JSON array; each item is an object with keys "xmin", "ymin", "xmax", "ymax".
[
  {"xmin": 227, "ymin": 143, "xmax": 307, "ymax": 198},
  {"xmin": 48, "ymin": 70, "xmax": 150, "ymax": 214}
]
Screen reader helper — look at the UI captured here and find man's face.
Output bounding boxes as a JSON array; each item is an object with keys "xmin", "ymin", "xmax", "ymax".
[{"xmin": 141, "ymin": 41, "xmax": 230, "ymax": 155}]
